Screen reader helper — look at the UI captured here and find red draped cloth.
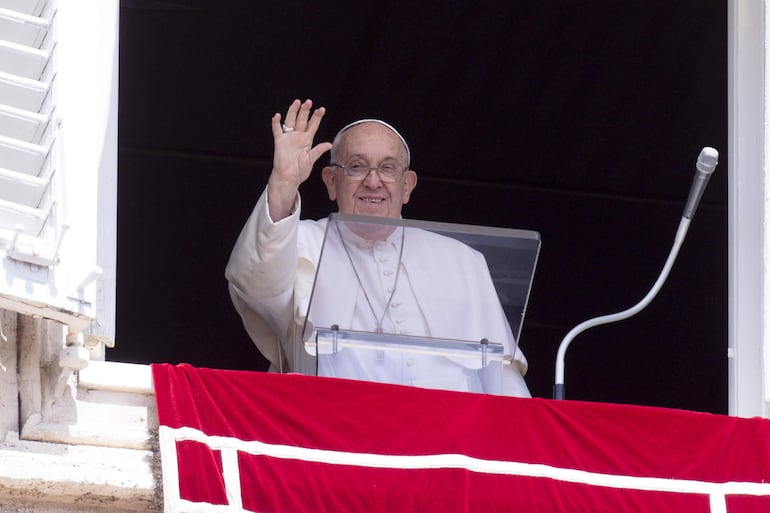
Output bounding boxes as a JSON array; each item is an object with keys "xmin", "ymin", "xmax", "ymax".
[{"xmin": 152, "ymin": 363, "xmax": 770, "ymax": 513}]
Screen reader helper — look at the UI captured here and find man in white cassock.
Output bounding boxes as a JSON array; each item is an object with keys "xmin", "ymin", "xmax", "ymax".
[{"xmin": 225, "ymin": 99, "xmax": 530, "ymax": 397}]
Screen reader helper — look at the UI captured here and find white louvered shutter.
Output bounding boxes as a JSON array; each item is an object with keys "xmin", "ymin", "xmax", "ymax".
[{"xmin": 0, "ymin": 0, "xmax": 118, "ymax": 341}]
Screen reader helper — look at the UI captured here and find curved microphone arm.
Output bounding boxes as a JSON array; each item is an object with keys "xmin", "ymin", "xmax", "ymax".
[
  {"xmin": 553, "ymin": 218, "xmax": 689, "ymax": 400},
  {"xmin": 553, "ymin": 147, "xmax": 718, "ymax": 400}
]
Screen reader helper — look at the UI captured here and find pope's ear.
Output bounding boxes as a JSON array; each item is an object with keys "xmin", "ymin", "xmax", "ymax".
[
  {"xmin": 402, "ymin": 169, "xmax": 417, "ymax": 204},
  {"xmin": 321, "ymin": 166, "xmax": 337, "ymax": 201}
]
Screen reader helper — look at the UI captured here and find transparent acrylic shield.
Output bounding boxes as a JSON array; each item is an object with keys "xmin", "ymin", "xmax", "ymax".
[{"xmin": 301, "ymin": 214, "xmax": 540, "ymax": 395}]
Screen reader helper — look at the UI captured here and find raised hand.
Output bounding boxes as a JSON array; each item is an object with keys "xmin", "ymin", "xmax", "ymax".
[{"xmin": 267, "ymin": 99, "xmax": 332, "ymax": 220}]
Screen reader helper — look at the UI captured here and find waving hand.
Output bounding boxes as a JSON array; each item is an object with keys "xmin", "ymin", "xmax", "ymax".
[{"xmin": 267, "ymin": 99, "xmax": 332, "ymax": 220}]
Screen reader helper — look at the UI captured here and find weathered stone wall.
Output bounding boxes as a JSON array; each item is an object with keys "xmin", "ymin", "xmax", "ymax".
[
  {"xmin": 0, "ymin": 310, "xmax": 17, "ymax": 440},
  {"xmin": 0, "ymin": 310, "xmax": 161, "ymax": 511}
]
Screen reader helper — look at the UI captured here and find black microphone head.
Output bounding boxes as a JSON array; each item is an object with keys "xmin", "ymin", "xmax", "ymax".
[{"xmin": 696, "ymin": 147, "xmax": 719, "ymax": 174}]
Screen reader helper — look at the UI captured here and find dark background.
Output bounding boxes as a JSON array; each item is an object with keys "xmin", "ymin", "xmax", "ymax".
[{"xmin": 115, "ymin": 1, "xmax": 728, "ymax": 413}]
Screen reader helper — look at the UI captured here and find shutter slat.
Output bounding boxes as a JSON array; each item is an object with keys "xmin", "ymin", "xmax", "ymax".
[
  {"xmin": 0, "ymin": 196, "xmax": 49, "ymax": 235},
  {"xmin": 0, "ymin": 165, "xmax": 48, "ymax": 206},
  {"xmin": 0, "ymin": 71, "xmax": 48, "ymax": 112},
  {"xmin": 0, "ymin": 103, "xmax": 48, "ymax": 143},
  {"xmin": 0, "ymin": 7, "xmax": 50, "ymax": 48},
  {"xmin": 0, "ymin": 134, "xmax": 49, "ymax": 175},
  {"xmin": 0, "ymin": 40, "xmax": 50, "ymax": 80},
  {"xmin": 0, "ymin": 1, "xmax": 48, "ymax": 17}
]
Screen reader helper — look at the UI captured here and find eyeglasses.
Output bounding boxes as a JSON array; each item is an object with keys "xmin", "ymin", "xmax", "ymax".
[{"xmin": 329, "ymin": 160, "xmax": 407, "ymax": 183}]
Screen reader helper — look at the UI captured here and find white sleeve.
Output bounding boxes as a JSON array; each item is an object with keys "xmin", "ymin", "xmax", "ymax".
[
  {"xmin": 225, "ymin": 188, "xmax": 302, "ymax": 368},
  {"xmin": 225, "ymin": 188, "xmax": 300, "ymax": 302}
]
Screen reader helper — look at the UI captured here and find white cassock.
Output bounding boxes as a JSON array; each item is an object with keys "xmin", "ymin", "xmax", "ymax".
[{"xmin": 226, "ymin": 189, "xmax": 530, "ymax": 397}]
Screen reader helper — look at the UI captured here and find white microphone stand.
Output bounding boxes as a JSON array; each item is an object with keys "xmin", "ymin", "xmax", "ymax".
[{"xmin": 553, "ymin": 147, "xmax": 719, "ymax": 400}]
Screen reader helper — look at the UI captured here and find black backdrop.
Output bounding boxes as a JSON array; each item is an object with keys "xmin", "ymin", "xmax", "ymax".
[{"xmin": 115, "ymin": 1, "xmax": 727, "ymax": 412}]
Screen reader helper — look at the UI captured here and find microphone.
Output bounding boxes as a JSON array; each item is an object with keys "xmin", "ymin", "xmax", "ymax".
[
  {"xmin": 553, "ymin": 147, "xmax": 720, "ymax": 400},
  {"xmin": 683, "ymin": 147, "xmax": 719, "ymax": 219}
]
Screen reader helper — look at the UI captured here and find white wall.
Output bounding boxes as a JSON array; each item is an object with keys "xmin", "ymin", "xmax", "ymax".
[{"xmin": 728, "ymin": 0, "xmax": 768, "ymax": 418}]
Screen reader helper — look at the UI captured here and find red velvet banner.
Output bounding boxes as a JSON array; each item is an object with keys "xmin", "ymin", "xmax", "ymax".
[{"xmin": 152, "ymin": 364, "xmax": 770, "ymax": 512}]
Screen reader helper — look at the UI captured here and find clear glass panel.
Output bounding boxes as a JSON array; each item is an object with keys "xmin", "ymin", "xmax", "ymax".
[{"xmin": 302, "ymin": 213, "xmax": 540, "ymax": 394}]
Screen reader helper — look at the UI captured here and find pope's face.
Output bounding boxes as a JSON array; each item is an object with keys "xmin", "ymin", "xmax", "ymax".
[{"xmin": 322, "ymin": 123, "xmax": 417, "ymax": 219}]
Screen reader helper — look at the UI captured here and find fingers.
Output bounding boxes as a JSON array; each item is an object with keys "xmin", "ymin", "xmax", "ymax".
[
  {"xmin": 294, "ymin": 99, "xmax": 312, "ymax": 132},
  {"xmin": 274, "ymin": 99, "xmax": 328, "ymax": 143},
  {"xmin": 281, "ymin": 99, "xmax": 302, "ymax": 130},
  {"xmin": 271, "ymin": 112, "xmax": 283, "ymax": 139},
  {"xmin": 308, "ymin": 142, "xmax": 333, "ymax": 166},
  {"xmin": 280, "ymin": 99, "xmax": 321, "ymax": 133},
  {"xmin": 306, "ymin": 105, "xmax": 326, "ymax": 136}
]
